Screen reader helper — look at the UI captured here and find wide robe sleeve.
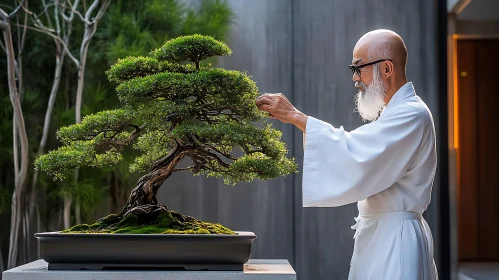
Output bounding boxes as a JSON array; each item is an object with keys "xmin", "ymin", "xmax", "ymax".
[{"xmin": 302, "ymin": 104, "xmax": 428, "ymax": 207}]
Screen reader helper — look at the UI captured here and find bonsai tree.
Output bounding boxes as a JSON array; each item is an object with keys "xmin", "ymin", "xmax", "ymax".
[{"xmin": 34, "ymin": 35, "xmax": 297, "ymax": 234}]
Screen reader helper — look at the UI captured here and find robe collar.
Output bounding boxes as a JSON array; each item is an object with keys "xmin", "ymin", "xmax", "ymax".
[{"xmin": 380, "ymin": 82, "xmax": 416, "ymax": 117}]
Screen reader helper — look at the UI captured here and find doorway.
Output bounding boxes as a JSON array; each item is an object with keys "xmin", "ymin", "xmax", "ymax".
[{"xmin": 455, "ymin": 39, "xmax": 499, "ymax": 262}]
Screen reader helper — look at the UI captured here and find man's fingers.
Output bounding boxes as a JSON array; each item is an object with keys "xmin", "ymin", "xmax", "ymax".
[
  {"xmin": 258, "ymin": 104, "xmax": 271, "ymax": 111},
  {"xmin": 257, "ymin": 93, "xmax": 281, "ymax": 100},
  {"xmin": 256, "ymin": 95, "xmax": 271, "ymax": 103},
  {"xmin": 255, "ymin": 93, "xmax": 292, "ymax": 122},
  {"xmin": 256, "ymin": 96, "xmax": 274, "ymax": 107},
  {"xmin": 257, "ymin": 93, "xmax": 289, "ymax": 104},
  {"xmin": 258, "ymin": 104, "xmax": 276, "ymax": 119},
  {"xmin": 256, "ymin": 97, "xmax": 287, "ymax": 120},
  {"xmin": 259, "ymin": 104, "xmax": 277, "ymax": 117},
  {"xmin": 256, "ymin": 93, "xmax": 271, "ymax": 99}
]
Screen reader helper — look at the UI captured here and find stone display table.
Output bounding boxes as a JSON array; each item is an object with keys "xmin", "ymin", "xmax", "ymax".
[{"xmin": 2, "ymin": 259, "xmax": 296, "ymax": 280}]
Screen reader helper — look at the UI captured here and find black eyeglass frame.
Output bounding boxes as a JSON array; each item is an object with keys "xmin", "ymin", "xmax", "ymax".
[{"xmin": 349, "ymin": 59, "xmax": 392, "ymax": 76}]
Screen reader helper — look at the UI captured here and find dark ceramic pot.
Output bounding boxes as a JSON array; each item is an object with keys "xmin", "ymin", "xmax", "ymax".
[{"xmin": 35, "ymin": 231, "xmax": 256, "ymax": 271}]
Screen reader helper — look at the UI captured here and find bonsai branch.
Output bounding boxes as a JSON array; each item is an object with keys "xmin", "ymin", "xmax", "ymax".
[
  {"xmin": 242, "ymin": 145, "xmax": 264, "ymax": 154},
  {"xmin": 74, "ymin": 123, "xmax": 143, "ymax": 142},
  {"xmin": 173, "ymin": 166, "xmax": 195, "ymax": 172},
  {"xmin": 149, "ymin": 143, "xmax": 181, "ymax": 171},
  {"xmin": 107, "ymin": 124, "xmax": 143, "ymax": 146},
  {"xmin": 205, "ymin": 110, "xmax": 236, "ymax": 116},
  {"xmin": 127, "ymin": 123, "xmax": 141, "ymax": 131},
  {"xmin": 203, "ymin": 165, "xmax": 229, "ymax": 173},
  {"xmin": 91, "ymin": 124, "xmax": 143, "ymax": 150},
  {"xmin": 186, "ymin": 151, "xmax": 229, "ymax": 173},
  {"xmin": 197, "ymin": 149, "xmax": 230, "ymax": 168},
  {"xmin": 205, "ymin": 110, "xmax": 220, "ymax": 115},
  {"xmin": 189, "ymin": 134, "xmax": 236, "ymax": 161},
  {"xmin": 204, "ymin": 143, "xmax": 236, "ymax": 160}
]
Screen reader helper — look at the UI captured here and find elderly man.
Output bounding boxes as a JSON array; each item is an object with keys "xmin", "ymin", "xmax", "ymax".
[{"xmin": 256, "ymin": 29, "xmax": 438, "ymax": 279}]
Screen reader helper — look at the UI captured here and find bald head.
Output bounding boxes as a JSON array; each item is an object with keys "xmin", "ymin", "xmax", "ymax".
[
  {"xmin": 354, "ymin": 29, "xmax": 408, "ymax": 76},
  {"xmin": 351, "ymin": 30, "xmax": 409, "ymax": 121}
]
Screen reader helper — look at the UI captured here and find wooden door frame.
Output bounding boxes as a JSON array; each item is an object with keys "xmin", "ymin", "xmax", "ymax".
[{"xmin": 447, "ymin": 30, "xmax": 499, "ymax": 278}]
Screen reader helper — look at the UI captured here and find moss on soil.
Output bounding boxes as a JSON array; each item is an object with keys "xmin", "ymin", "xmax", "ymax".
[{"xmin": 62, "ymin": 209, "xmax": 235, "ymax": 234}]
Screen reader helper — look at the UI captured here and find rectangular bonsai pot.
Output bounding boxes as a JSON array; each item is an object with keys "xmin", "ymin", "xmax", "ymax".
[{"xmin": 34, "ymin": 231, "xmax": 256, "ymax": 271}]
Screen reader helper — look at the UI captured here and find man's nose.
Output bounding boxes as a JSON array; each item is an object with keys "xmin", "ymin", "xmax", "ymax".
[{"xmin": 352, "ymin": 73, "xmax": 361, "ymax": 82}]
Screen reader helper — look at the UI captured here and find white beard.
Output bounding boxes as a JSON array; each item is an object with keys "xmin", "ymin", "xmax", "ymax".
[{"xmin": 354, "ymin": 68, "xmax": 387, "ymax": 122}]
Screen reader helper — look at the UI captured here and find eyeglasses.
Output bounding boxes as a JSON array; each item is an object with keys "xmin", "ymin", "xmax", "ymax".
[{"xmin": 349, "ymin": 59, "xmax": 392, "ymax": 76}]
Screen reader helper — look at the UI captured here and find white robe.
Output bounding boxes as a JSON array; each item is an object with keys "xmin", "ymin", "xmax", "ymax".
[{"xmin": 302, "ymin": 82, "xmax": 438, "ymax": 280}]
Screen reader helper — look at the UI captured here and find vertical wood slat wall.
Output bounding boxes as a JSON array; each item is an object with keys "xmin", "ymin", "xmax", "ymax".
[{"xmin": 158, "ymin": 1, "xmax": 440, "ymax": 279}]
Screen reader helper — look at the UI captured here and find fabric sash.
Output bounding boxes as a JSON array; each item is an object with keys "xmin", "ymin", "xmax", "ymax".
[{"xmin": 351, "ymin": 211, "xmax": 422, "ymax": 239}]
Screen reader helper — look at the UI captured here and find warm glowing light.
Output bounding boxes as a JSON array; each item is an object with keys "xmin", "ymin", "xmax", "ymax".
[{"xmin": 453, "ymin": 35, "xmax": 459, "ymax": 149}]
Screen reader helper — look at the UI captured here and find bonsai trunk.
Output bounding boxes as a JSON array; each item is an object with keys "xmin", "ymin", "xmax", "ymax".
[{"xmin": 118, "ymin": 145, "xmax": 187, "ymax": 219}]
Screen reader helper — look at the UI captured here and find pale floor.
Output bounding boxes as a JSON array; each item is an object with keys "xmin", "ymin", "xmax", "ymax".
[{"xmin": 458, "ymin": 262, "xmax": 499, "ymax": 280}]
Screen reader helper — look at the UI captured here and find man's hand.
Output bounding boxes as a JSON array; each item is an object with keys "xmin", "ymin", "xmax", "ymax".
[{"xmin": 255, "ymin": 93, "xmax": 308, "ymax": 132}]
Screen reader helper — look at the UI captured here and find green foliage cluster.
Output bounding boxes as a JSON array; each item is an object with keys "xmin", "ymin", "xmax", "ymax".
[
  {"xmin": 151, "ymin": 34, "xmax": 232, "ymax": 65},
  {"xmin": 36, "ymin": 34, "xmax": 298, "ymax": 186},
  {"xmin": 56, "ymin": 109, "xmax": 136, "ymax": 143},
  {"xmin": 62, "ymin": 210, "xmax": 235, "ymax": 234},
  {"xmin": 106, "ymin": 57, "xmax": 193, "ymax": 84}
]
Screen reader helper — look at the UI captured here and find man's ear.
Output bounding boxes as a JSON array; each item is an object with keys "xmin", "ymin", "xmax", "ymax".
[{"xmin": 383, "ymin": 61, "xmax": 394, "ymax": 78}]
